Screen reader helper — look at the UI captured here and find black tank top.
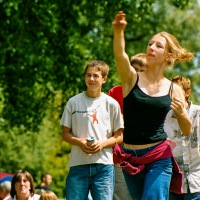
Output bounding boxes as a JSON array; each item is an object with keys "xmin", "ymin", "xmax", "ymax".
[{"xmin": 123, "ymin": 77, "xmax": 173, "ymax": 145}]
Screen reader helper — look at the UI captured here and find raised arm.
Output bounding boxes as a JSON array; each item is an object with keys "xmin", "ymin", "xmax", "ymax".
[
  {"xmin": 171, "ymin": 84, "xmax": 192, "ymax": 135},
  {"xmin": 112, "ymin": 11, "xmax": 137, "ymax": 94}
]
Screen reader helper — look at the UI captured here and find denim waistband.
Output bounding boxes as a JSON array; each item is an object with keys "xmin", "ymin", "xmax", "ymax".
[{"xmin": 122, "ymin": 142, "xmax": 161, "ymax": 157}]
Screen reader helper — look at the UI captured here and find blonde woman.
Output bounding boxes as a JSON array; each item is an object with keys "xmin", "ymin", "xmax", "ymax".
[{"xmin": 112, "ymin": 11, "xmax": 194, "ymax": 200}]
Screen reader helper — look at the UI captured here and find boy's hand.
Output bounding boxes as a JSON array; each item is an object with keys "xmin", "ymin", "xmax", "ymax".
[{"xmin": 80, "ymin": 140, "xmax": 103, "ymax": 154}]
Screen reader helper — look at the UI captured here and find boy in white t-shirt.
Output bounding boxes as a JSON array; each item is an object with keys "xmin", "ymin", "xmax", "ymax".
[{"xmin": 60, "ymin": 60, "xmax": 124, "ymax": 200}]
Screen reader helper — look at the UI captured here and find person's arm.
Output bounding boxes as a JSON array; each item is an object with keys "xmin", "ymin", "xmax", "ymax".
[
  {"xmin": 62, "ymin": 126, "xmax": 123, "ymax": 154},
  {"xmin": 62, "ymin": 126, "xmax": 90, "ymax": 153},
  {"xmin": 112, "ymin": 11, "xmax": 137, "ymax": 96},
  {"xmin": 86, "ymin": 128, "xmax": 123, "ymax": 154},
  {"xmin": 100, "ymin": 128, "xmax": 123, "ymax": 148},
  {"xmin": 171, "ymin": 84, "xmax": 192, "ymax": 136}
]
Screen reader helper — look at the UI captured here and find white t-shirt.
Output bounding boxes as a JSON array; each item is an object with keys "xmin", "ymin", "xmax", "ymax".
[{"xmin": 60, "ymin": 92, "xmax": 124, "ymax": 167}]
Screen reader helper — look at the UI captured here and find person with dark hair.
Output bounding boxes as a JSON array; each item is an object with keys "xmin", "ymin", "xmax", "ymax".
[
  {"xmin": 164, "ymin": 75, "xmax": 200, "ymax": 200},
  {"xmin": 8, "ymin": 170, "xmax": 40, "ymax": 200},
  {"xmin": 35, "ymin": 173, "xmax": 52, "ymax": 194},
  {"xmin": 112, "ymin": 11, "xmax": 193, "ymax": 199},
  {"xmin": 60, "ymin": 60, "xmax": 124, "ymax": 200}
]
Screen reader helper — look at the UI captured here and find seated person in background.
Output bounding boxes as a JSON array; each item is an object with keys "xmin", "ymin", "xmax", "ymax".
[
  {"xmin": 8, "ymin": 170, "xmax": 40, "ymax": 200},
  {"xmin": 35, "ymin": 173, "xmax": 52, "ymax": 194}
]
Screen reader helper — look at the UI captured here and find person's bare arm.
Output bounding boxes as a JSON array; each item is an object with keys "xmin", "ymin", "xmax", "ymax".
[
  {"xmin": 62, "ymin": 126, "xmax": 90, "ymax": 153},
  {"xmin": 86, "ymin": 128, "xmax": 123, "ymax": 154},
  {"xmin": 112, "ymin": 11, "xmax": 137, "ymax": 96},
  {"xmin": 171, "ymin": 84, "xmax": 192, "ymax": 135},
  {"xmin": 100, "ymin": 128, "xmax": 123, "ymax": 148},
  {"xmin": 62, "ymin": 126, "xmax": 123, "ymax": 154}
]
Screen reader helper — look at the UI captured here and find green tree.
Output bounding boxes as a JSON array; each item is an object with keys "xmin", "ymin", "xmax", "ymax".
[{"xmin": 1, "ymin": 0, "xmax": 198, "ymax": 132}]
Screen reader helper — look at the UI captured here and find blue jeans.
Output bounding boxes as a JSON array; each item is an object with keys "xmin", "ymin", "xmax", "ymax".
[
  {"xmin": 169, "ymin": 191, "xmax": 200, "ymax": 200},
  {"xmin": 66, "ymin": 164, "xmax": 114, "ymax": 200},
  {"xmin": 122, "ymin": 144, "xmax": 173, "ymax": 200}
]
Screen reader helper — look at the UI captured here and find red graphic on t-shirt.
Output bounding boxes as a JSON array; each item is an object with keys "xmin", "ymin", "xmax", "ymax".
[{"xmin": 87, "ymin": 109, "xmax": 98, "ymax": 124}]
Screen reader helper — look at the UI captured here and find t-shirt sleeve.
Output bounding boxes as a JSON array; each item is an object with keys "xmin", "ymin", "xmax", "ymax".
[
  {"xmin": 111, "ymin": 100, "xmax": 124, "ymax": 132},
  {"xmin": 60, "ymin": 100, "xmax": 72, "ymax": 128}
]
